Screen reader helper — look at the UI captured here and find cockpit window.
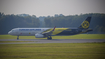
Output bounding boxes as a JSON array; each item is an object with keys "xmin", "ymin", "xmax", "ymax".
[{"xmin": 11, "ymin": 29, "xmax": 15, "ymax": 32}]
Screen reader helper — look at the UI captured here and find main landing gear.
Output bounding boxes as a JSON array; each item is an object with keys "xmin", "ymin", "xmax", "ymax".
[
  {"xmin": 47, "ymin": 36, "xmax": 52, "ymax": 40},
  {"xmin": 17, "ymin": 36, "xmax": 19, "ymax": 40}
]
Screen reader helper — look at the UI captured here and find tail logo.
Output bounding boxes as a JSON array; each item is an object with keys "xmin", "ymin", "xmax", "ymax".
[{"xmin": 82, "ymin": 21, "xmax": 89, "ymax": 29}]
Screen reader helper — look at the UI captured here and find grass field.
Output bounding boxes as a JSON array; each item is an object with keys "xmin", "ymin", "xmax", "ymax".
[
  {"xmin": 0, "ymin": 43, "xmax": 105, "ymax": 59},
  {"xmin": 0, "ymin": 34, "xmax": 105, "ymax": 59},
  {"xmin": 0, "ymin": 34, "xmax": 105, "ymax": 39}
]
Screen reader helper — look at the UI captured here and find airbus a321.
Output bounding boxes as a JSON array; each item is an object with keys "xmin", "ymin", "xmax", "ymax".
[{"xmin": 8, "ymin": 17, "xmax": 93, "ymax": 40}]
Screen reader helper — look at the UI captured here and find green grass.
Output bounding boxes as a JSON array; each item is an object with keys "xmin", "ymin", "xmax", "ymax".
[
  {"xmin": 0, "ymin": 43, "xmax": 105, "ymax": 59},
  {"xmin": 0, "ymin": 34, "xmax": 105, "ymax": 39}
]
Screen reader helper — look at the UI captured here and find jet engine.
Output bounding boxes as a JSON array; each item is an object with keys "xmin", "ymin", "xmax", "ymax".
[{"xmin": 35, "ymin": 33, "xmax": 45, "ymax": 38}]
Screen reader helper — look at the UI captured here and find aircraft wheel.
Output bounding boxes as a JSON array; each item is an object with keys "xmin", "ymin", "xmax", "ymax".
[
  {"xmin": 47, "ymin": 36, "xmax": 52, "ymax": 40},
  {"xmin": 17, "ymin": 36, "xmax": 19, "ymax": 40},
  {"xmin": 50, "ymin": 36, "xmax": 52, "ymax": 40}
]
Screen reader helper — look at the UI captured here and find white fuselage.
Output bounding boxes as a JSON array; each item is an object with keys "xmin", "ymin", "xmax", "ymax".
[{"xmin": 8, "ymin": 28, "xmax": 50, "ymax": 36}]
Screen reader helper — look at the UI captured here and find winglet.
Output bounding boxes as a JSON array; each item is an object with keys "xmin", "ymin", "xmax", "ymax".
[{"xmin": 52, "ymin": 26, "xmax": 56, "ymax": 31}]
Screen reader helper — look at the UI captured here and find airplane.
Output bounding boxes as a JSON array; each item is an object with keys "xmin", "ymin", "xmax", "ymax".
[{"xmin": 8, "ymin": 17, "xmax": 93, "ymax": 40}]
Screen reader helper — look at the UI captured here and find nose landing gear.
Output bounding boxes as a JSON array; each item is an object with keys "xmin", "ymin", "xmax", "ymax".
[{"xmin": 17, "ymin": 36, "xmax": 19, "ymax": 40}]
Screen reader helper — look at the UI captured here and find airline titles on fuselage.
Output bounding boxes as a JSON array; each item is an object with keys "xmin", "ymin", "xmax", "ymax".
[{"xmin": 19, "ymin": 29, "xmax": 41, "ymax": 31}]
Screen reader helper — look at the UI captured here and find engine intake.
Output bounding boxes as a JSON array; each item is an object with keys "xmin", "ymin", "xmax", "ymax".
[{"xmin": 35, "ymin": 34, "xmax": 45, "ymax": 38}]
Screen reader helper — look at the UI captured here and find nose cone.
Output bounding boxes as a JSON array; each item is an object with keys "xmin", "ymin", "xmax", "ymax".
[{"xmin": 8, "ymin": 31, "xmax": 12, "ymax": 35}]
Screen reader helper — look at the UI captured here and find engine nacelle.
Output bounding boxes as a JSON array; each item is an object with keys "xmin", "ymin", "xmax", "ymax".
[{"xmin": 35, "ymin": 34, "xmax": 45, "ymax": 38}]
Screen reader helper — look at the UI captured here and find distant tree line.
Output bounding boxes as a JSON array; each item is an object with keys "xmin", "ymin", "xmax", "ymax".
[
  {"xmin": 0, "ymin": 13, "xmax": 39, "ymax": 34},
  {"xmin": 0, "ymin": 12, "xmax": 105, "ymax": 34}
]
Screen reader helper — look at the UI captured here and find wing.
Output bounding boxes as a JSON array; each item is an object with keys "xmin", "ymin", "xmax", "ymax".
[{"xmin": 41, "ymin": 26, "xmax": 56, "ymax": 36}]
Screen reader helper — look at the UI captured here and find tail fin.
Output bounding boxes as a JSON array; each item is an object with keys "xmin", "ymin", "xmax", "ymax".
[{"xmin": 78, "ymin": 17, "xmax": 91, "ymax": 29}]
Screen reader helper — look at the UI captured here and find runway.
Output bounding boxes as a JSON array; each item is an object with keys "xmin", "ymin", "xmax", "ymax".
[{"xmin": 0, "ymin": 39, "xmax": 105, "ymax": 44}]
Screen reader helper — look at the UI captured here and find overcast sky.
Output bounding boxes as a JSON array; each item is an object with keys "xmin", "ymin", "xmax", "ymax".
[{"xmin": 0, "ymin": 0, "xmax": 105, "ymax": 17}]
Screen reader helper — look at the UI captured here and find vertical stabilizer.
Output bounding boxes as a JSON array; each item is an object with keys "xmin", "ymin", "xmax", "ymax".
[{"xmin": 78, "ymin": 17, "xmax": 91, "ymax": 29}]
